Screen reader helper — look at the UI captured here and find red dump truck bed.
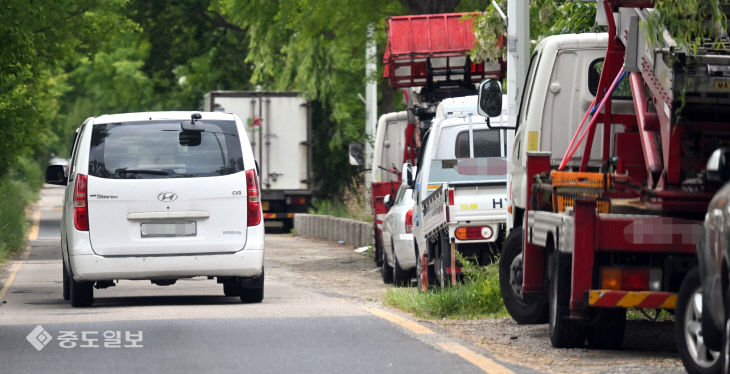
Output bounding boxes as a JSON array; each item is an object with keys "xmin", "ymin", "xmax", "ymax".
[{"xmin": 383, "ymin": 12, "xmax": 504, "ymax": 88}]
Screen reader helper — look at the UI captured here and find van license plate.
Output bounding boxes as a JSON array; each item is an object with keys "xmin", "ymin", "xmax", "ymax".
[{"xmin": 141, "ymin": 222, "xmax": 196, "ymax": 237}]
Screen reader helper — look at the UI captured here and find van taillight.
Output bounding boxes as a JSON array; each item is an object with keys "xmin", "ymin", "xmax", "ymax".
[
  {"xmin": 246, "ymin": 169, "xmax": 262, "ymax": 226},
  {"xmin": 405, "ymin": 209, "xmax": 413, "ymax": 233},
  {"xmin": 73, "ymin": 174, "xmax": 89, "ymax": 231}
]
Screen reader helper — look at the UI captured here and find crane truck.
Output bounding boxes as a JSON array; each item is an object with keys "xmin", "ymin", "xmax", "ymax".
[{"xmin": 479, "ymin": 3, "xmax": 730, "ymax": 371}]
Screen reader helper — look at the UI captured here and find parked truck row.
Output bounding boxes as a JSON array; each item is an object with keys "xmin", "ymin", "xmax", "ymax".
[{"xmin": 362, "ymin": 3, "xmax": 730, "ymax": 374}]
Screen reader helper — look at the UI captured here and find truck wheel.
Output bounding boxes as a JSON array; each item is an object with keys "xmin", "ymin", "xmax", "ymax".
[
  {"xmin": 586, "ymin": 308, "xmax": 625, "ymax": 349},
  {"xmin": 416, "ymin": 244, "xmax": 434, "ymax": 291},
  {"xmin": 69, "ymin": 270, "xmax": 94, "ymax": 308},
  {"xmin": 548, "ymin": 250, "xmax": 585, "ymax": 348},
  {"xmin": 437, "ymin": 232, "xmax": 451, "ymax": 288},
  {"xmin": 676, "ymin": 268, "xmax": 721, "ymax": 374},
  {"xmin": 499, "ymin": 227, "xmax": 547, "ymax": 324},
  {"xmin": 723, "ymin": 297, "xmax": 730, "ymax": 374},
  {"xmin": 62, "ymin": 262, "xmax": 70, "ymax": 301},
  {"xmin": 393, "ymin": 245, "xmax": 411, "ymax": 287},
  {"xmin": 381, "ymin": 251, "xmax": 394, "ymax": 284}
]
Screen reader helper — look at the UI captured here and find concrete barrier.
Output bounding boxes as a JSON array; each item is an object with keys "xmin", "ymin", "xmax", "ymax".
[{"xmin": 293, "ymin": 213, "xmax": 372, "ymax": 248}]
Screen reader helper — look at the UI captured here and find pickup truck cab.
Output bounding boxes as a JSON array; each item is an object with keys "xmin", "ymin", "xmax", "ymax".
[{"xmin": 411, "ymin": 95, "xmax": 510, "ymax": 288}]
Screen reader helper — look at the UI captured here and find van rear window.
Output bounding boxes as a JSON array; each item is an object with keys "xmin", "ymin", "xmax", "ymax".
[
  {"xmin": 88, "ymin": 120, "xmax": 244, "ymax": 179},
  {"xmin": 455, "ymin": 129, "xmax": 501, "ymax": 158}
]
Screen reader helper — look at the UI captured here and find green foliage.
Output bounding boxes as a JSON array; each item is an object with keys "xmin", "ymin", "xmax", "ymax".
[
  {"xmin": 0, "ymin": 158, "xmax": 44, "ymax": 263},
  {"xmin": 646, "ymin": 0, "xmax": 729, "ymax": 54},
  {"xmin": 384, "ymin": 262, "xmax": 507, "ymax": 319},
  {"xmin": 470, "ymin": 1, "xmax": 600, "ymax": 63},
  {"xmin": 308, "ymin": 177, "xmax": 371, "ymax": 222}
]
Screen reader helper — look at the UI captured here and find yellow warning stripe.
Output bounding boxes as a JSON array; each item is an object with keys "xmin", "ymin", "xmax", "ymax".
[
  {"xmin": 587, "ymin": 290, "xmax": 677, "ymax": 309},
  {"xmin": 659, "ymin": 294, "xmax": 677, "ymax": 309}
]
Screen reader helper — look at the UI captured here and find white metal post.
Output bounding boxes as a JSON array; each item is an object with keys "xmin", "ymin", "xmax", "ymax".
[
  {"xmin": 365, "ymin": 23, "xmax": 378, "ymax": 187},
  {"xmin": 507, "ymin": 0, "xmax": 529, "ymax": 128}
]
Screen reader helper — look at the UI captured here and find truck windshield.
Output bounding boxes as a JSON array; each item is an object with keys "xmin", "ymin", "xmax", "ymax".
[
  {"xmin": 428, "ymin": 157, "xmax": 507, "ymax": 184},
  {"xmin": 88, "ymin": 120, "xmax": 244, "ymax": 179}
]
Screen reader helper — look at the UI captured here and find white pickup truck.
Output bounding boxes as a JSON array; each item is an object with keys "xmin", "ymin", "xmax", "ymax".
[{"xmin": 409, "ymin": 95, "xmax": 510, "ymax": 289}]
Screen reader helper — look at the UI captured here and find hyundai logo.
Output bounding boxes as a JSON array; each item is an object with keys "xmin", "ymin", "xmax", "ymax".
[{"xmin": 157, "ymin": 192, "xmax": 178, "ymax": 202}]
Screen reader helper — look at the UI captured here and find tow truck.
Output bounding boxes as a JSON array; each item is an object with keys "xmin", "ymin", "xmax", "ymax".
[{"xmin": 478, "ymin": 2, "xmax": 730, "ymax": 368}]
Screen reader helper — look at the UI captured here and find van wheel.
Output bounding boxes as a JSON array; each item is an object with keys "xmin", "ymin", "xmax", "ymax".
[
  {"xmin": 240, "ymin": 272, "xmax": 264, "ymax": 303},
  {"xmin": 62, "ymin": 262, "xmax": 70, "ymax": 301},
  {"xmin": 393, "ymin": 247, "xmax": 411, "ymax": 287},
  {"xmin": 69, "ymin": 271, "xmax": 94, "ymax": 308},
  {"xmin": 499, "ymin": 227, "xmax": 547, "ymax": 324},
  {"xmin": 676, "ymin": 268, "xmax": 721, "ymax": 373}
]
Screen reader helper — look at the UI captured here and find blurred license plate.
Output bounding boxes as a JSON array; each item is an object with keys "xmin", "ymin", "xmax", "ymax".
[
  {"xmin": 262, "ymin": 201, "xmax": 270, "ymax": 211},
  {"xmin": 141, "ymin": 222, "xmax": 196, "ymax": 237}
]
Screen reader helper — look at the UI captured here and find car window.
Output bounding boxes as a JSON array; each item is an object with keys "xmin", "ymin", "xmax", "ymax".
[
  {"xmin": 516, "ymin": 51, "xmax": 540, "ymax": 130},
  {"xmin": 455, "ymin": 129, "xmax": 501, "ymax": 158},
  {"xmin": 88, "ymin": 120, "xmax": 244, "ymax": 179}
]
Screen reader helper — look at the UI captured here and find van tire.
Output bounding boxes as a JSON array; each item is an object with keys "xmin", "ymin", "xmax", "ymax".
[
  {"xmin": 62, "ymin": 262, "xmax": 70, "ymax": 301},
  {"xmin": 239, "ymin": 272, "xmax": 264, "ymax": 303},
  {"xmin": 69, "ymin": 271, "xmax": 94, "ymax": 307}
]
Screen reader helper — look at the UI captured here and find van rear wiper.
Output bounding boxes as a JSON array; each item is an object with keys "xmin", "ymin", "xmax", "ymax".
[{"xmin": 114, "ymin": 168, "xmax": 169, "ymax": 176}]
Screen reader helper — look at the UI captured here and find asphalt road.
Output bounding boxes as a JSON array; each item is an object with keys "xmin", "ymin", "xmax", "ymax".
[{"xmin": 0, "ymin": 185, "xmax": 533, "ymax": 374}]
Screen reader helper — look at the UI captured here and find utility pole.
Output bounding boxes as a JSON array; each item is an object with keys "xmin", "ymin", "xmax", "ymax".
[
  {"xmin": 365, "ymin": 23, "xmax": 378, "ymax": 187},
  {"xmin": 507, "ymin": 0, "xmax": 529, "ymax": 128}
]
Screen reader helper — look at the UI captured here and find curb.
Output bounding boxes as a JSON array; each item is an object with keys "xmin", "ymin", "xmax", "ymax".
[{"xmin": 293, "ymin": 213, "xmax": 372, "ymax": 248}]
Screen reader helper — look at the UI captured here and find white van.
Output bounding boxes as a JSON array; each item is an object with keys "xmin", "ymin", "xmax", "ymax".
[{"xmin": 45, "ymin": 111, "xmax": 265, "ymax": 307}]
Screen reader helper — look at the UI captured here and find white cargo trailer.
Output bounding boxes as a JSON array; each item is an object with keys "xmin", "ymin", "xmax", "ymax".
[{"xmin": 204, "ymin": 91, "xmax": 311, "ymax": 230}]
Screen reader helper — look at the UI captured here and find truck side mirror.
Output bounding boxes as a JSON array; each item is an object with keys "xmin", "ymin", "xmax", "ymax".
[
  {"xmin": 477, "ymin": 79, "xmax": 503, "ymax": 118},
  {"xmin": 707, "ymin": 148, "xmax": 730, "ymax": 183},
  {"xmin": 384, "ymin": 194, "xmax": 393, "ymax": 207},
  {"xmin": 348, "ymin": 143, "xmax": 364, "ymax": 166},
  {"xmin": 402, "ymin": 162, "xmax": 415, "ymax": 188},
  {"xmin": 45, "ymin": 165, "xmax": 68, "ymax": 186}
]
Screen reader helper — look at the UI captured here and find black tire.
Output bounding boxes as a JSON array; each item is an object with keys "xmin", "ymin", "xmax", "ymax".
[
  {"xmin": 374, "ymin": 230, "xmax": 384, "ymax": 267},
  {"xmin": 62, "ymin": 261, "xmax": 70, "ymax": 301},
  {"xmin": 587, "ymin": 308, "xmax": 626, "ymax": 349},
  {"xmin": 676, "ymin": 268, "xmax": 722, "ymax": 374},
  {"xmin": 393, "ymin": 246, "xmax": 411, "ymax": 287},
  {"xmin": 240, "ymin": 272, "xmax": 264, "ymax": 303},
  {"xmin": 223, "ymin": 281, "xmax": 240, "ymax": 297},
  {"xmin": 69, "ymin": 270, "xmax": 93, "ymax": 308},
  {"xmin": 381, "ymin": 249, "xmax": 394, "ymax": 284},
  {"xmin": 548, "ymin": 250, "xmax": 585, "ymax": 348},
  {"xmin": 499, "ymin": 227, "xmax": 548, "ymax": 324},
  {"xmin": 415, "ymin": 243, "xmax": 434, "ymax": 291},
  {"xmin": 723, "ymin": 289, "xmax": 730, "ymax": 374},
  {"xmin": 282, "ymin": 219, "xmax": 294, "ymax": 233}
]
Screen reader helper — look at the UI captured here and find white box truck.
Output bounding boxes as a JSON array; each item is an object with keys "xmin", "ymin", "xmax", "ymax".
[{"xmin": 204, "ymin": 91, "xmax": 311, "ymax": 230}]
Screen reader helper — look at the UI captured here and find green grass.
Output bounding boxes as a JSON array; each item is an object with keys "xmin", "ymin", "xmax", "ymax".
[
  {"xmin": 385, "ymin": 261, "xmax": 508, "ymax": 319},
  {"xmin": 0, "ymin": 156, "xmax": 43, "ymax": 264}
]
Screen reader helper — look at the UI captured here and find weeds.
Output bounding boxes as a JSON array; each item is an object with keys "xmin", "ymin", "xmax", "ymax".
[
  {"xmin": 0, "ymin": 156, "xmax": 43, "ymax": 264},
  {"xmin": 385, "ymin": 259, "xmax": 508, "ymax": 319},
  {"xmin": 309, "ymin": 176, "xmax": 371, "ymax": 222}
]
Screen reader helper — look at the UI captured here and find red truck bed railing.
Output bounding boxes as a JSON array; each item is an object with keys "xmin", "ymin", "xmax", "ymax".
[{"xmin": 383, "ymin": 13, "xmax": 504, "ymax": 88}]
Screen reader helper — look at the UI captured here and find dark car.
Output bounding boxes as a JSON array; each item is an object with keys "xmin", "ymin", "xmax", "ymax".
[{"xmin": 696, "ymin": 148, "xmax": 730, "ymax": 374}]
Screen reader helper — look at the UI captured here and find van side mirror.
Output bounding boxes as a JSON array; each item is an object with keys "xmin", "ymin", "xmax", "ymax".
[
  {"xmin": 477, "ymin": 79, "xmax": 503, "ymax": 118},
  {"xmin": 45, "ymin": 165, "xmax": 68, "ymax": 186},
  {"xmin": 384, "ymin": 194, "xmax": 394, "ymax": 207},
  {"xmin": 707, "ymin": 148, "xmax": 730, "ymax": 183},
  {"xmin": 349, "ymin": 143, "xmax": 364, "ymax": 166}
]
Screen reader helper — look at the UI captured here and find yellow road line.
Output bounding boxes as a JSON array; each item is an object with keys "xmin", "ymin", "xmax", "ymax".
[
  {"xmin": 438, "ymin": 342, "xmax": 515, "ymax": 374},
  {"xmin": 28, "ymin": 208, "xmax": 41, "ymax": 241},
  {"xmin": 0, "ymin": 207, "xmax": 40, "ymax": 301},
  {"xmin": 363, "ymin": 307, "xmax": 434, "ymax": 334}
]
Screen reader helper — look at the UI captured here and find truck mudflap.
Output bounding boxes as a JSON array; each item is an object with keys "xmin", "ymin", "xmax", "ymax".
[{"xmin": 587, "ymin": 290, "xmax": 677, "ymax": 309}]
